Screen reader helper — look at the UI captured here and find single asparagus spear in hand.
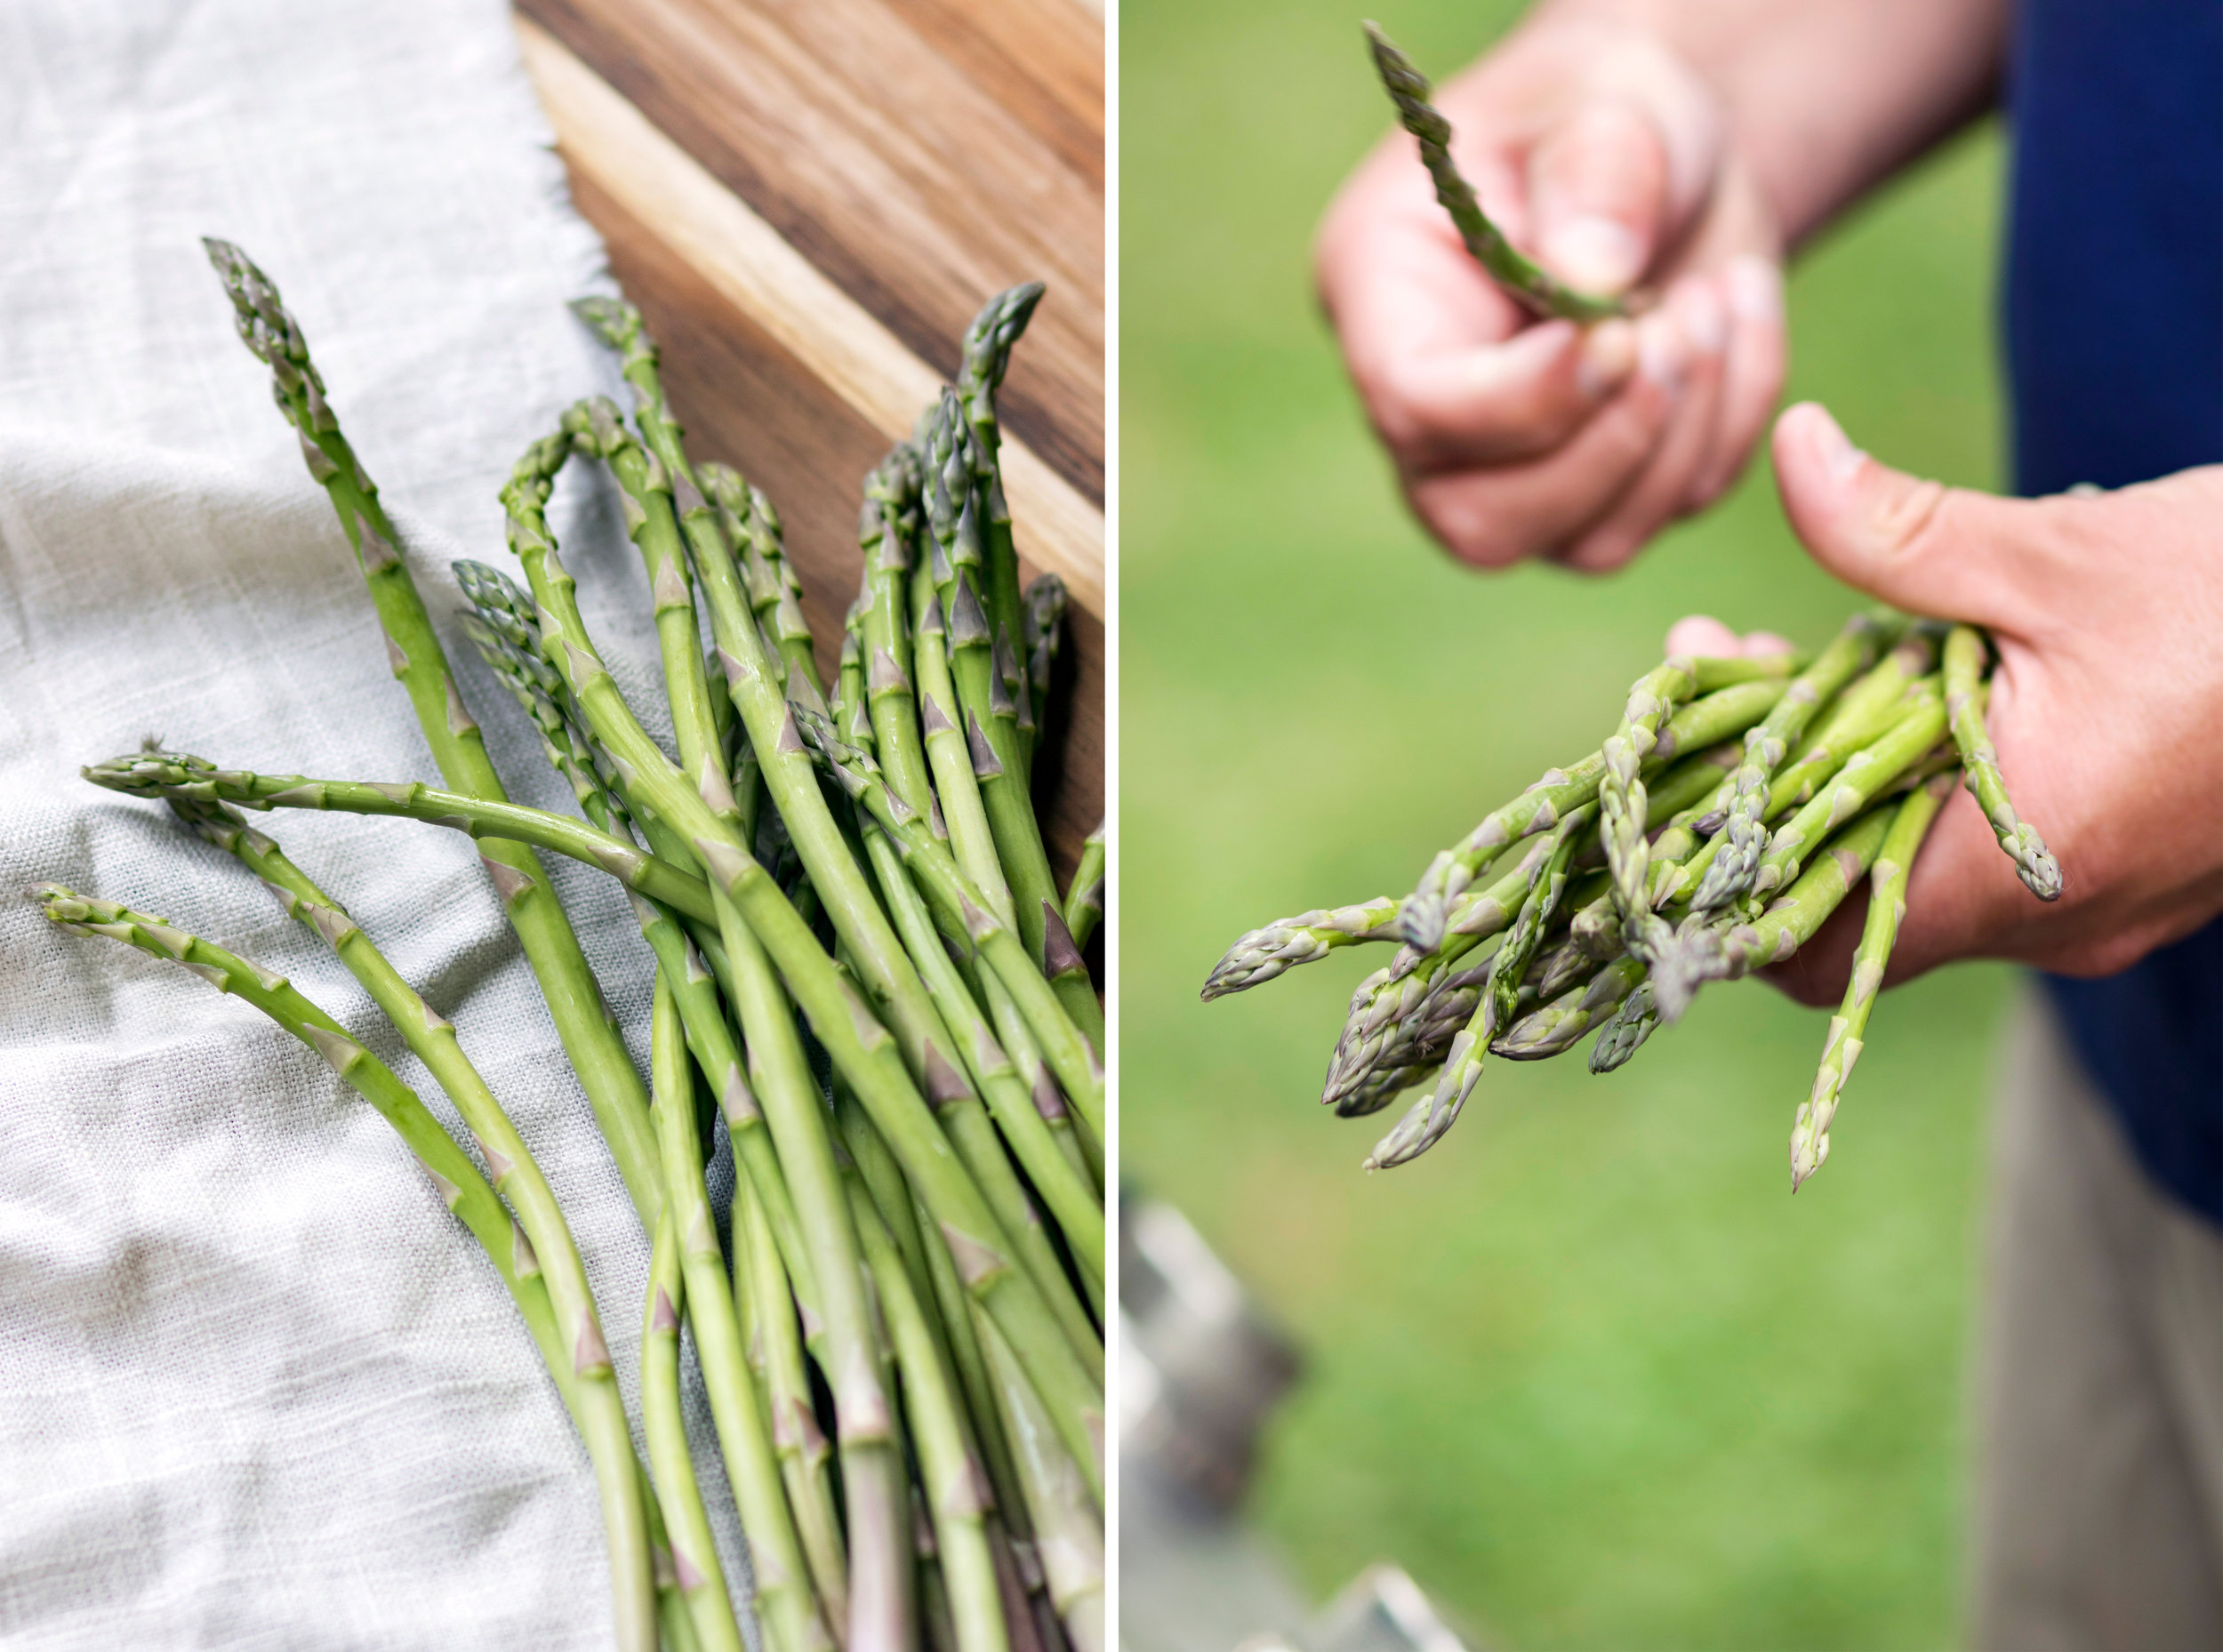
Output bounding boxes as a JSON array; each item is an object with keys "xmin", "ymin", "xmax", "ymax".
[
  {"xmin": 1943, "ymin": 624, "xmax": 2062, "ymax": 901},
  {"xmin": 1790, "ymin": 769, "xmax": 1955, "ymax": 1190},
  {"xmin": 1363, "ymin": 23, "xmax": 1626, "ymax": 324}
]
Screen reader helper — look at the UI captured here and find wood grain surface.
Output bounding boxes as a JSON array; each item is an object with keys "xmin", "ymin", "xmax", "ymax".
[{"xmin": 512, "ymin": 1, "xmax": 1103, "ymax": 878}]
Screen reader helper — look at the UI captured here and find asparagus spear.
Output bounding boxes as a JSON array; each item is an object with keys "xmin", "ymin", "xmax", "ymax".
[
  {"xmin": 924, "ymin": 396, "xmax": 1101, "ymax": 1056},
  {"xmin": 33, "ymin": 886, "xmax": 662, "ymax": 1652},
  {"xmin": 1364, "ymin": 803, "xmax": 1591, "ymax": 1169},
  {"xmin": 734, "ymin": 1175, "xmax": 851, "ymax": 1634},
  {"xmin": 1396, "ymin": 675, "xmax": 1789, "ymax": 952},
  {"xmin": 199, "ymin": 240, "xmax": 662, "ymax": 1229},
  {"xmin": 501, "ymin": 443, "xmax": 1104, "ymax": 1504},
  {"xmin": 1688, "ymin": 609, "xmax": 1901, "ymax": 911},
  {"xmin": 1022, "ymin": 576, "xmax": 1068, "ymax": 776},
  {"xmin": 975, "ymin": 1312, "xmax": 1105, "ymax": 1652},
  {"xmin": 650, "ymin": 977, "xmax": 829, "ymax": 1652},
  {"xmin": 792, "ymin": 710, "xmax": 1105, "ymax": 1147},
  {"xmin": 148, "ymin": 793, "xmax": 657, "ymax": 1640},
  {"xmin": 1597, "ymin": 657, "xmax": 1705, "ymax": 942},
  {"xmin": 643, "ymin": 1210, "xmax": 750, "ymax": 1652},
  {"xmin": 1363, "ymin": 24, "xmax": 1625, "ymax": 324},
  {"xmin": 1790, "ymin": 770, "xmax": 1955, "ymax": 1189},
  {"xmin": 847, "ymin": 1180, "xmax": 1009, "ymax": 1652},
  {"xmin": 1942, "ymin": 624, "xmax": 2062, "ymax": 901},
  {"xmin": 955, "ymin": 283, "xmax": 1047, "ymax": 765},
  {"xmin": 1063, "ymin": 821, "xmax": 1104, "ymax": 951}
]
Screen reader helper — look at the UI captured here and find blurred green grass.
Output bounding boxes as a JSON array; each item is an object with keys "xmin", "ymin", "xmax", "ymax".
[{"xmin": 1119, "ymin": 4, "xmax": 2013, "ymax": 1647}]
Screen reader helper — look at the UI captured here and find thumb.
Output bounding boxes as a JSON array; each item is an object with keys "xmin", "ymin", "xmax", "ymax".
[
  {"xmin": 1525, "ymin": 101, "xmax": 1669, "ymax": 295},
  {"xmin": 1773, "ymin": 402, "xmax": 2049, "ymax": 635}
]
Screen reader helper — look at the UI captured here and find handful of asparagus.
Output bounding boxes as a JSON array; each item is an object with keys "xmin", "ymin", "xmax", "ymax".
[
  {"xmin": 48, "ymin": 244, "xmax": 1103, "ymax": 1652},
  {"xmin": 1202, "ymin": 611, "xmax": 2058, "ymax": 1189}
]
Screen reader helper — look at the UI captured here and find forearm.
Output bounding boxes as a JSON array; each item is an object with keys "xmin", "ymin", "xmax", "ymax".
[{"xmin": 1525, "ymin": 0, "xmax": 2010, "ymax": 243}]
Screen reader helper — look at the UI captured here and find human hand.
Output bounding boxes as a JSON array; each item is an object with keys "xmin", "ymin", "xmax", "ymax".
[
  {"xmin": 1316, "ymin": 14, "xmax": 1786, "ymax": 571},
  {"xmin": 1697, "ymin": 402, "xmax": 2223, "ymax": 1005}
]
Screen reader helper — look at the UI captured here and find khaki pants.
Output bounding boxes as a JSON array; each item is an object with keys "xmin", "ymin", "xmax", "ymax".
[{"xmin": 1978, "ymin": 994, "xmax": 2223, "ymax": 1648}]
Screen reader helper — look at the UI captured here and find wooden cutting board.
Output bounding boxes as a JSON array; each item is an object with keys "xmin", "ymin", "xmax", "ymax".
[{"xmin": 512, "ymin": 0, "xmax": 1104, "ymax": 879}]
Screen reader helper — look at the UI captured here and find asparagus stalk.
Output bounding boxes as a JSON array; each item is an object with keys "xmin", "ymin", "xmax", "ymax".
[
  {"xmin": 955, "ymin": 282, "xmax": 1047, "ymax": 694},
  {"xmin": 1596, "ymin": 657, "xmax": 1705, "ymax": 942},
  {"xmin": 148, "ymin": 793, "xmax": 657, "ymax": 1640},
  {"xmin": 1942, "ymin": 625, "xmax": 2062, "ymax": 900},
  {"xmin": 643, "ymin": 1210, "xmax": 750, "ymax": 1652},
  {"xmin": 1022, "ymin": 576, "xmax": 1068, "ymax": 777},
  {"xmin": 923, "ymin": 396, "xmax": 1101, "ymax": 1056},
  {"xmin": 32, "ymin": 886, "xmax": 662, "ymax": 1652},
  {"xmin": 1062, "ymin": 822, "xmax": 1103, "ymax": 952},
  {"xmin": 199, "ymin": 240, "xmax": 662, "ymax": 1229},
  {"xmin": 734, "ymin": 1175, "xmax": 851, "ymax": 1634},
  {"xmin": 1397, "ymin": 675, "xmax": 1790, "ymax": 952},
  {"xmin": 792, "ymin": 710, "xmax": 1105, "ymax": 1147},
  {"xmin": 1790, "ymin": 771, "xmax": 1955, "ymax": 1189},
  {"xmin": 847, "ymin": 1180, "xmax": 1009, "ymax": 1652},
  {"xmin": 975, "ymin": 1313, "xmax": 1105, "ymax": 1652},
  {"xmin": 1688, "ymin": 609, "xmax": 1901, "ymax": 911},
  {"xmin": 501, "ymin": 445, "xmax": 1103, "ymax": 1504},
  {"xmin": 1364, "ymin": 803, "xmax": 1590, "ymax": 1169},
  {"xmin": 650, "ymin": 977, "xmax": 831, "ymax": 1652},
  {"xmin": 1363, "ymin": 24, "xmax": 1625, "ymax": 323}
]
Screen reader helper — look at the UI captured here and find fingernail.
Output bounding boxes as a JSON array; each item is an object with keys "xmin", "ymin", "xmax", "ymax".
[
  {"xmin": 1539, "ymin": 214, "xmax": 1644, "ymax": 293},
  {"xmin": 1805, "ymin": 405, "xmax": 1866, "ymax": 484},
  {"xmin": 1726, "ymin": 254, "xmax": 1783, "ymax": 322},
  {"xmin": 1577, "ymin": 318, "xmax": 1635, "ymax": 400},
  {"xmin": 1638, "ymin": 311, "xmax": 1687, "ymax": 393},
  {"xmin": 1671, "ymin": 277, "xmax": 1726, "ymax": 356}
]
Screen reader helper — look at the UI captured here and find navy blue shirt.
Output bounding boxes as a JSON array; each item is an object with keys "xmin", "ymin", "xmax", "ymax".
[{"xmin": 2006, "ymin": 1, "xmax": 2223, "ymax": 1222}]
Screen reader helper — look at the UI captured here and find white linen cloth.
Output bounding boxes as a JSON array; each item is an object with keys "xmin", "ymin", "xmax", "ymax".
[{"xmin": 0, "ymin": 3, "xmax": 759, "ymax": 1644}]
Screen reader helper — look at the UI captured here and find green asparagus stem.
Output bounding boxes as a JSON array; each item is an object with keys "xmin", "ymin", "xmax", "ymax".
[
  {"xmin": 1364, "ymin": 803, "xmax": 1590, "ymax": 1169},
  {"xmin": 1062, "ymin": 822, "xmax": 1103, "ymax": 952},
  {"xmin": 1790, "ymin": 771, "xmax": 1955, "ymax": 1190},
  {"xmin": 651, "ymin": 977, "xmax": 829, "ymax": 1652},
  {"xmin": 956, "ymin": 285, "xmax": 1049, "ymax": 787},
  {"xmin": 33, "ymin": 886, "xmax": 662, "ymax": 1652},
  {"xmin": 1022, "ymin": 576, "xmax": 1068, "ymax": 777},
  {"xmin": 502, "ymin": 445, "xmax": 1103, "ymax": 1504},
  {"xmin": 199, "ymin": 239, "xmax": 662, "ymax": 1230},
  {"xmin": 1495, "ymin": 957, "xmax": 1646, "ymax": 1060},
  {"xmin": 793, "ymin": 710, "xmax": 1105, "ymax": 1148},
  {"xmin": 924, "ymin": 396, "xmax": 1101, "ymax": 1057},
  {"xmin": 1942, "ymin": 624, "xmax": 2062, "ymax": 900},
  {"xmin": 975, "ymin": 1312, "xmax": 1105, "ymax": 1652},
  {"xmin": 1689, "ymin": 610, "xmax": 1902, "ymax": 911},
  {"xmin": 643, "ymin": 1210, "xmax": 749, "ymax": 1652},
  {"xmin": 1397, "ymin": 676, "xmax": 1789, "ymax": 952},
  {"xmin": 1597, "ymin": 657, "xmax": 1704, "ymax": 939},
  {"xmin": 847, "ymin": 1180, "xmax": 1010, "ymax": 1652},
  {"xmin": 911, "ymin": 572, "xmax": 1013, "ymax": 918},
  {"xmin": 149, "ymin": 796, "xmax": 656, "ymax": 1643},
  {"xmin": 1363, "ymin": 24, "xmax": 1625, "ymax": 323},
  {"xmin": 734, "ymin": 1168, "xmax": 850, "ymax": 1639}
]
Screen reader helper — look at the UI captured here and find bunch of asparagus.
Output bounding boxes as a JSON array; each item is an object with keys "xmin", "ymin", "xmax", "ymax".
[
  {"xmin": 1202, "ymin": 611, "xmax": 2058, "ymax": 1187},
  {"xmin": 46, "ymin": 243, "xmax": 1104, "ymax": 1652}
]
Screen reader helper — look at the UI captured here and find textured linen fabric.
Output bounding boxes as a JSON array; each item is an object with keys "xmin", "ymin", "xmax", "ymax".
[{"xmin": 0, "ymin": 3, "xmax": 757, "ymax": 1645}]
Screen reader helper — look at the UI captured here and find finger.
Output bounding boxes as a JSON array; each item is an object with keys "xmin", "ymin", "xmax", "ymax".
[
  {"xmin": 1685, "ymin": 255, "xmax": 1786, "ymax": 508},
  {"xmin": 1741, "ymin": 630, "xmax": 1795, "ymax": 656},
  {"xmin": 1320, "ymin": 152, "xmax": 1641, "ymax": 469},
  {"xmin": 1371, "ymin": 317, "xmax": 1641, "ymax": 469},
  {"xmin": 1526, "ymin": 100, "xmax": 1669, "ymax": 293},
  {"xmin": 1555, "ymin": 276, "xmax": 1728, "ymax": 570},
  {"xmin": 1772, "ymin": 403, "xmax": 2060, "ymax": 636},
  {"xmin": 1402, "ymin": 352, "xmax": 1678, "ymax": 566},
  {"xmin": 1665, "ymin": 614, "xmax": 1741, "ymax": 657}
]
